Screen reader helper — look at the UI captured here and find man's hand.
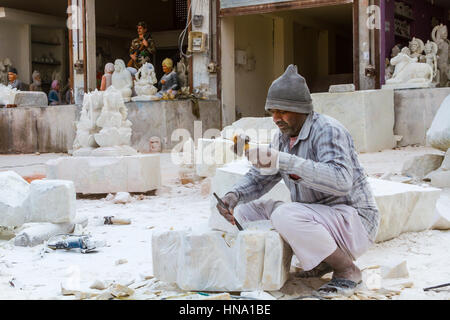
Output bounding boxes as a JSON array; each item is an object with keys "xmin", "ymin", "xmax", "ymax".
[
  {"xmin": 142, "ymin": 38, "xmax": 148, "ymax": 47},
  {"xmin": 130, "ymin": 53, "xmax": 137, "ymax": 61},
  {"xmin": 246, "ymin": 145, "xmax": 279, "ymax": 170},
  {"xmin": 216, "ymin": 192, "xmax": 239, "ymax": 225}
]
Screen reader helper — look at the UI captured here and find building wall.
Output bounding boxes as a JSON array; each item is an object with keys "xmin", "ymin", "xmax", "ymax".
[
  {"xmin": 221, "ymin": 0, "xmax": 296, "ymax": 9},
  {"xmin": 0, "ymin": 20, "xmax": 31, "ymax": 84},
  {"xmin": 234, "ymin": 14, "xmax": 274, "ymax": 118}
]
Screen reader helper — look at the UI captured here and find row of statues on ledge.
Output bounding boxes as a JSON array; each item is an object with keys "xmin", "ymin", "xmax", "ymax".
[
  {"xmin": 385, "ymin": 24, "xmax": 449, "ymax": 87},
  {"xmin": 100, "ymin": 57, "xmax": 189, "ymax": 103}
]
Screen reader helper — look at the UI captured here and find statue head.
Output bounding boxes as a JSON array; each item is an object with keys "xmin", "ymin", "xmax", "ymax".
[
  {"xmin": 32, "ymin": 70, "xmax": 41, "ymax": 84},
  {"xmin": 162, "ymin": 58, "xmax": 173, "ymax": 74},
  {"xmin": 51, "ymin": 80, "xmax": 60, "ymax": 91},
  {"xmin": 433, "ymin": 24, "xmax": 448, "ymax": 42},
  {"xmin": 7, "ymin": 67, "xmax": 18, "ymax": 82},
  {"xmin": 3, "ymin": 58, "xmax": 12, "ymax": 67},
  {"xmin": 391, "ymin": 45, "xmax": 401, "ymax": 58},
  {"xmin": 114, "ymin": 59, "xmax": 125, "ymax": 72},
  {"xmin": 104, "ymin": 62, "xmax": 114, "ymax": 74},
  {"xmin": 137, "ymin": 21, "xmax": 148, "ymax": 36},
  {"xmin": 424, "ymin": 40, "xmax": 438, "ymax": 55},
  {"xmin": 409, "ymin": 37, "xmax": 424, "ymax": 54}
]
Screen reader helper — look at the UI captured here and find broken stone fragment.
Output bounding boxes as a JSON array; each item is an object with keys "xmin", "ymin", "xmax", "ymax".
[
  {"xmin": 113, "ymin": 192, "xmax": 132, "ymax": 204},
  {"xmin": 14, "ymin": 214, "xmax": 88, "ymax": 247},
  {"xmin": 425, "ymin": 170, "xmax": 450, "ymax": 188},
  {"xmin": 89, "ymin": 280, "xmax": 108, "ymax": 291},
  {"xmin": 401, "ymin": 154, "xmax": 444, "ymax": 179},
  {"xmin": 426, "ymin": 95, "xmax": 450, "ymax": 151}
]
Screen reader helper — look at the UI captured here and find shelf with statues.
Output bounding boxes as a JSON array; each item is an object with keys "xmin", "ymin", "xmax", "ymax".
[
  {"xmin": 31, "ymin": 41, "xmax": 62, "ymax": 46},
  {"xmin": 32, "ymin": 61, "xmax": 61, "ymax": 66}
]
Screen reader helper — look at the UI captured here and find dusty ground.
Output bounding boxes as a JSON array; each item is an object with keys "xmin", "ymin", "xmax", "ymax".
[{"xmin": 0, "ymin": 147, "xmax": 449, "ymax": 300}]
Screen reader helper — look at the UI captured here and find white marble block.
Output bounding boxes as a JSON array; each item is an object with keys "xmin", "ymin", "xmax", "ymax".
[
  {"xmin": 426, "ymin": 94, "xmax": 450, "ymax": 152},
  {"xmin": 0, "ymin": 171, "xmax": 30, "ymax": 227},
  {"xmin": 211, "ymin": 161, "xmax": 441, "ymax": 243},
  {"xmin": 311, "ymin": 89, "xmax": 396, "ymax": 153},
  {"xmin": 28, "ymin": 180, "xmax": 76, "ymax": 224},
  {"xmin": 152, "ymin": 224, "xmax": 292, "ymax": 292},
  {"xmin": 14, "ymin": 91, "xmax": 48, "ymax": 107},
  {"xmin": 46, "ymin": 154, "xmax": 161, "ymax": 194},
  {"xmin": 369, "ymin": 178, "xmax": 441, "ymax": 242}
]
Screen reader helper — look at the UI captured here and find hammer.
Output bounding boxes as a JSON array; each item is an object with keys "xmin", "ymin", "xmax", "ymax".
[{"xmin": 104, "ymin": 216, "xmax": 131, "ymax": 225}]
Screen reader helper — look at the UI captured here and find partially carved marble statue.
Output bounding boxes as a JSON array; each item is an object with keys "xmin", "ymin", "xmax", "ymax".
[
  {"xmin": 408, "ymin": 37, "xmax": 425, "ymax": 60},
  {"xmin": 131, "ymin": 62, "xmax": 158, "ymax": 101},
  {"xmin": 112, "ymin": 59, "xmax": 133, "ymax": 102},
  {"xmin": 72, "ymin": 86, "xmax": 137, "ymax": 157},
  {"xmin": 432, "ymin": 24, "xmax": 449, "ymax": 87},
  {"xmin": 384, "ymin": 49, "xmax": 433, "ymax": 88}
]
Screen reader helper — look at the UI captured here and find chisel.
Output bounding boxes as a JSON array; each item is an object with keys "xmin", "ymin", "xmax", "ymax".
[{"xmin": 213, "ymin": 192, "xmax": 244, "ymax": 231}]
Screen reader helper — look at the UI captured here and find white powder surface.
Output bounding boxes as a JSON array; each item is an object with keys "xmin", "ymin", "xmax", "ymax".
[{"xmin": 0, "ymin": 148, "xmax": 448, "ymax": 300}]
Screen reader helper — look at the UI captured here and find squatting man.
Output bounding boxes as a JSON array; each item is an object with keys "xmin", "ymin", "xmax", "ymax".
[{"xmin": 217, "ymin": 65, "xmax": 380, "ymax": 294}]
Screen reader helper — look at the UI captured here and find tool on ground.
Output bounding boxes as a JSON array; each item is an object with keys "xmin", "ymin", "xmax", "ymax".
[
  {"xmin": 423, "ymin": 282, "xmax": 450, "ymax": 291},
  {"xmin": 47, "ymin": 234, "xmax": 96, "ymax": 253},
  {"xmin": 104, "ymin": 216, "xmax": 131, "ymax": 225},
  {"xmin": 213, "ymin": 192, "xmax": 244, "ymax": 231},
  {"xmin": 232, "ymin": 134, "xmax": 251, "ymax": 157}
]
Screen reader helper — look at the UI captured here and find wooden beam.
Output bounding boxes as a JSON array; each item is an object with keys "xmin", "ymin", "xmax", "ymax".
[
  {"xmin": 352, "ymin": 0, "xmax": 360, "ymax": 90},
  {"xmin": 219, "ymin": 0, "xmax": 352, "ymax": 17},
  {"xmin": 188, "ymin": 0, "xmax": 193, "ymax": 94},
  {"xmin": 374, "ymin": 0, "xmax": 381, "ymax": 89}
]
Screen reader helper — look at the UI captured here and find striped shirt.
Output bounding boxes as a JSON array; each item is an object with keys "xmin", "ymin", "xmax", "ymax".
[{"xmin": 232, "ymin": 111, "xmax": 380, "ymax": 242}]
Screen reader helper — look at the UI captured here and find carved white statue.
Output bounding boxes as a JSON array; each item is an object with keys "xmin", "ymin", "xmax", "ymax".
[
  {"xmin": 112, "ymin": 59, "xmax": 133, "ymax": 102},
  {"xmin": 408, "ymin": 37, "xmax": 425, "ymax": 60},
  {"xmin": 432, "ymin": 24, "xmax": 449, "ymax": 87},
  {"xmin": 0, "ymin": 83, "xmax": 18, "ymax": 105},
  {"xmin": 422, "ymin": 40, "xmax": 439, "ymax": 85},
  {"xmin": 0, "ymin": 61, "xmax": 7, "ymax": 86},
  {"xmin": 72, "ymin": 89, "xmax": 103, "ymax": 152},
  {"xmin": 72, "ymin": 86, "xmax": 137, "ymax": 157},
  {"xmin": 132, "ymin": 62, "xmax": 158, "ymax": 101},
  {"xmin": 384, "ymin": 50, "xmax": 433, "ymax": 88},
  {"xmin": 385, "ymin": 45, "xmax": 401, "ymax": 80}
]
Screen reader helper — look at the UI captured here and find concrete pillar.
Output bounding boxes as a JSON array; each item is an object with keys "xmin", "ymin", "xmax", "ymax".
[
  {"xmin": 85, "ymin": 0, "xmax": 96, "ymax": 92},
  {"xmin": 220, "ymin": 16, "xmax": 235, "ymax": 127},
  {"xmin": 358, "ymin": 0, "xmax": 376, "ymax": 90}
]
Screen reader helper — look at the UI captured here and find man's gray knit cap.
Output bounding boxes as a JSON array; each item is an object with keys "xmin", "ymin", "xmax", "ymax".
[{"xmin": 265, "ymin": 64, "xmax": 313, "ymax": 114}]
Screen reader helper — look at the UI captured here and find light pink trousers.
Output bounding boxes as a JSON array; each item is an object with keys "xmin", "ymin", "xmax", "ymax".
[{"xmin": 234, "ymin": 200, "xmax": 372, "ymax": 271}]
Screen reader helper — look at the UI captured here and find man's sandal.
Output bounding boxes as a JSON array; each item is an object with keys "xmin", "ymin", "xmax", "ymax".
[
  {"xmin": 295, "ymin": 262, "xmax": 333, "ymax": 278},
  {"xmin": 317, "ymin": 278, "xmax": 362, "ymax": 297}
]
